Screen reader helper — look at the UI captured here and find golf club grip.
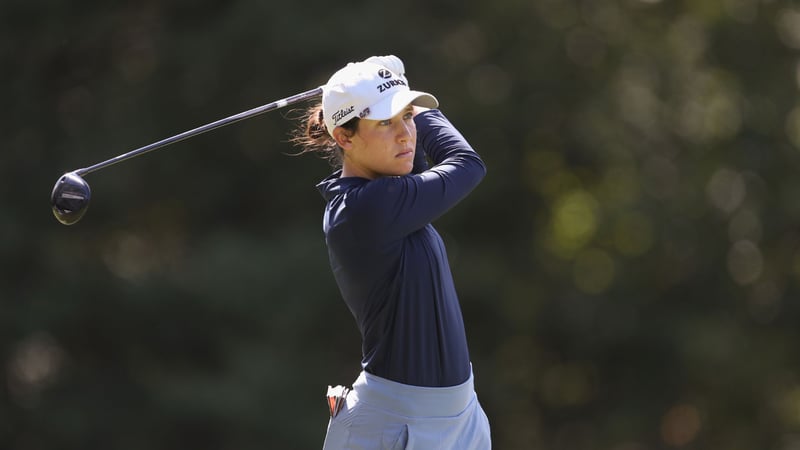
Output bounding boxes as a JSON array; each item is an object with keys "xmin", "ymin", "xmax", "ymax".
[{"xmin": 76, "ymin": 86, "xmax": 324, "ymax": 176}]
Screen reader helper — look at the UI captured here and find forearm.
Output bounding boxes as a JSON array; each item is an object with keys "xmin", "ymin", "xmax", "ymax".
[{"xmin": 415, "ymin": 109, "xmax": 486, "ymax": 181}]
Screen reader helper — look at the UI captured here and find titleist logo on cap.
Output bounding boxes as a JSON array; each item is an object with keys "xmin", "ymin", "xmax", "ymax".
[{"xmin": 331, "ymin": 106, "xmax": 355, "ymax": 125}]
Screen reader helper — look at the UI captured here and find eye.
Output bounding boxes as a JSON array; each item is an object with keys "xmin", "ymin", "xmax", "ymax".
[
  {"xmin": 403, "ymin": 112, "xmax": 414, "ymax": 120},
  {"xmin": 379, "ymin": 119, "xmax": 392, "ymax": 126}
]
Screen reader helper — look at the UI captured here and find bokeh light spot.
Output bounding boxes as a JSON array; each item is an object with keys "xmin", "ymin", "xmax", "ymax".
[
  {"xmin": 549, "ymin": 190, "xmax": 599, "ymax": 259},
  {"xmin": 540, "ymin": 363, "xmax": 595, "ymax": 407},
  {"xmin": 103, "ymin": 232, "xmax": 159, "ymax": 282},
  {"xmin": 660, "ymin": 403, "xmax": 702, "ymax": 447},
  {"xmin": 727, "ymin": 240, "xmax": 763, "ymax": 285},
  {"xmin": 776, "ymin": 386, "xmax": 800, "ymax": 427},
  {"xmin": 7, "ymin": 333, "xmax": 66, "ymax": 407},
  {"xmin": 706, "ymin": 167, "xmax": 746, "ymax": 214},
  {"xmin": 573, "ymin": 248, "xmax": 616, "ymax": 294},
  {"xmin": 784, "ymin": 105, "xmax": 800, "ymax": 149},
  {"xmin": 777, "ymin": 8, "xmax": 800, "ymax": 49},
  {"xmin": 439, "ymin": 22, "xmax": 487, "ymax": 64}
]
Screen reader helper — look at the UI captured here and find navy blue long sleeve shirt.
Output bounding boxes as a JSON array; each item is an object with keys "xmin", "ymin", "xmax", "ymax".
[{"xmin": 316, "ymin": 109, "xmax": 486, "ymax": 387}]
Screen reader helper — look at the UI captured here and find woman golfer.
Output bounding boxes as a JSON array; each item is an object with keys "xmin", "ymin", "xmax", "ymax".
[{"xmin": 295, "ymin": 55, "xmax": 491, "ymax": 449}]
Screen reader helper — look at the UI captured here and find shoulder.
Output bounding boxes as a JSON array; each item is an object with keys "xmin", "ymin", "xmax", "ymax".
[
  {"xmin": 349, "ymin": 175, "xmax": 420, "ymax": 211},
  {"xmin": 328, "ymin": 176, "xmax": 416, "ymax": 231}
]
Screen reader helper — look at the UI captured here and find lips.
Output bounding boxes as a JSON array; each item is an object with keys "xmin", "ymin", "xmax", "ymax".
[{"xmin": 396, "ymin": 149, "xmax": 414, "ymax": 158}]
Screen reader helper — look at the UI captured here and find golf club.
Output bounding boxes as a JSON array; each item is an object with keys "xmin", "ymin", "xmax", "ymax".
[{"xmin": 50, "ymin": 86, "xmax": 323, "ymax": 225}]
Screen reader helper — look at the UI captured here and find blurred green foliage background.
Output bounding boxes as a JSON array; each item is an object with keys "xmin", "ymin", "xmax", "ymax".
[{"xmin": 5, "ymin": 0, "xmax": 800, "ymax": 448}]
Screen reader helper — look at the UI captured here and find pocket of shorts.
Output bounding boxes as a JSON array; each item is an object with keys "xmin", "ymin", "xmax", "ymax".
[
  {"xmin": 382, "ymin": 424, "xmax": 408, "ymax": 450},
  {"xmin": 329, "ymin": 391, "xmax": 356, "ymax": 425}
]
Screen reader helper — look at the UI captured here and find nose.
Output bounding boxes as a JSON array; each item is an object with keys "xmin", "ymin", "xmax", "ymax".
[{"xmin": 397, "ymin": 121, "xmax": 413, "ymax": 143}]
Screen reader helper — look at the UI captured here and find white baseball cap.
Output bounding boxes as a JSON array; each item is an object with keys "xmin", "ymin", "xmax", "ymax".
[{"xmin": 322, "ymin": 61, "xmax": 439, "ymax": 137}]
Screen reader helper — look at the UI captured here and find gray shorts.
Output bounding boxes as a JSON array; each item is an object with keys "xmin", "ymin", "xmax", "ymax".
[{"xmin": 322, "ymin": 369, "xmax": 491, "ymax": 450}]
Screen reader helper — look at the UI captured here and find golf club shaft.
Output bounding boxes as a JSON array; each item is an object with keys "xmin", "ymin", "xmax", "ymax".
[{"xmin": 75, "ymin": 86, "xmax": 323, "ymax": 177}]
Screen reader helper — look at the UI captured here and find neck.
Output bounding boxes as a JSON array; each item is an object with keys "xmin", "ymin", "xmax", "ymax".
[{"xmin": 341, "ymin": 163, "xmax": 376, "ymax": 180}]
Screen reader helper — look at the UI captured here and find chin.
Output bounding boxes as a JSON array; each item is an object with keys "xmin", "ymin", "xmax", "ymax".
[{"xmin": 381, "ymin": 163, "xmax": 414, "ymax": 177}]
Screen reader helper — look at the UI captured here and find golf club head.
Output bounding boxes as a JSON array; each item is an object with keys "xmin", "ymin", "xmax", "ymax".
[{"xmin": 51, "ymin": 172, "xmax": 91, "ymax": 225}]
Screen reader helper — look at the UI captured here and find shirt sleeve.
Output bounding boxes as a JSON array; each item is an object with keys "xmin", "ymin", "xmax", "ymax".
[
  {"xmin": 351, "ymin": 109, "xmax": 486, "ymax": 242},
  {"xmin": 411, "ymin": 132, "xmax": 429, "ymax": 174}
]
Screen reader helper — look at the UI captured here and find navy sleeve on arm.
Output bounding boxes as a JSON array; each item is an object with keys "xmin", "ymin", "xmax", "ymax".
[
  {"xmin": 411, "ymin": 136, "xmax": 429, "ymax": 174},
  {"xmin": 354, "ymin": 109, "xmax": 486, "ymax": 241}
]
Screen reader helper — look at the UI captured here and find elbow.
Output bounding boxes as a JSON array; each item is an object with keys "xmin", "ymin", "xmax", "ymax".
[{"xmin": 472, "ymin": 153, "xmax": 487, "ymax": 182}]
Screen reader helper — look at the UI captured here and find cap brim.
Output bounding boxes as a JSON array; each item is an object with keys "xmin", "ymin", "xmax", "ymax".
[{"xmin": 363, "ymin": 90, "xmax": 439, "ymax": 121}]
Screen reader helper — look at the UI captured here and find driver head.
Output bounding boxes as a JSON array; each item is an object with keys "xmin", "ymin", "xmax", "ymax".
[{"xmin": 51, "ymin": 172, "xmax": 91, "ymax": 225}]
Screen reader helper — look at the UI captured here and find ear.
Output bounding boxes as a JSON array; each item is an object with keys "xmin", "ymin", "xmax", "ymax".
[{"xmin": 332, "ymin": 127, "xmax": 354, "ymax": 150}]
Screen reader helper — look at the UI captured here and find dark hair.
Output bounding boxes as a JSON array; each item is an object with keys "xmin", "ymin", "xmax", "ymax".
[{"xmin": 290, "ymin": 102, "xmax": 359, "ymax": 167}]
